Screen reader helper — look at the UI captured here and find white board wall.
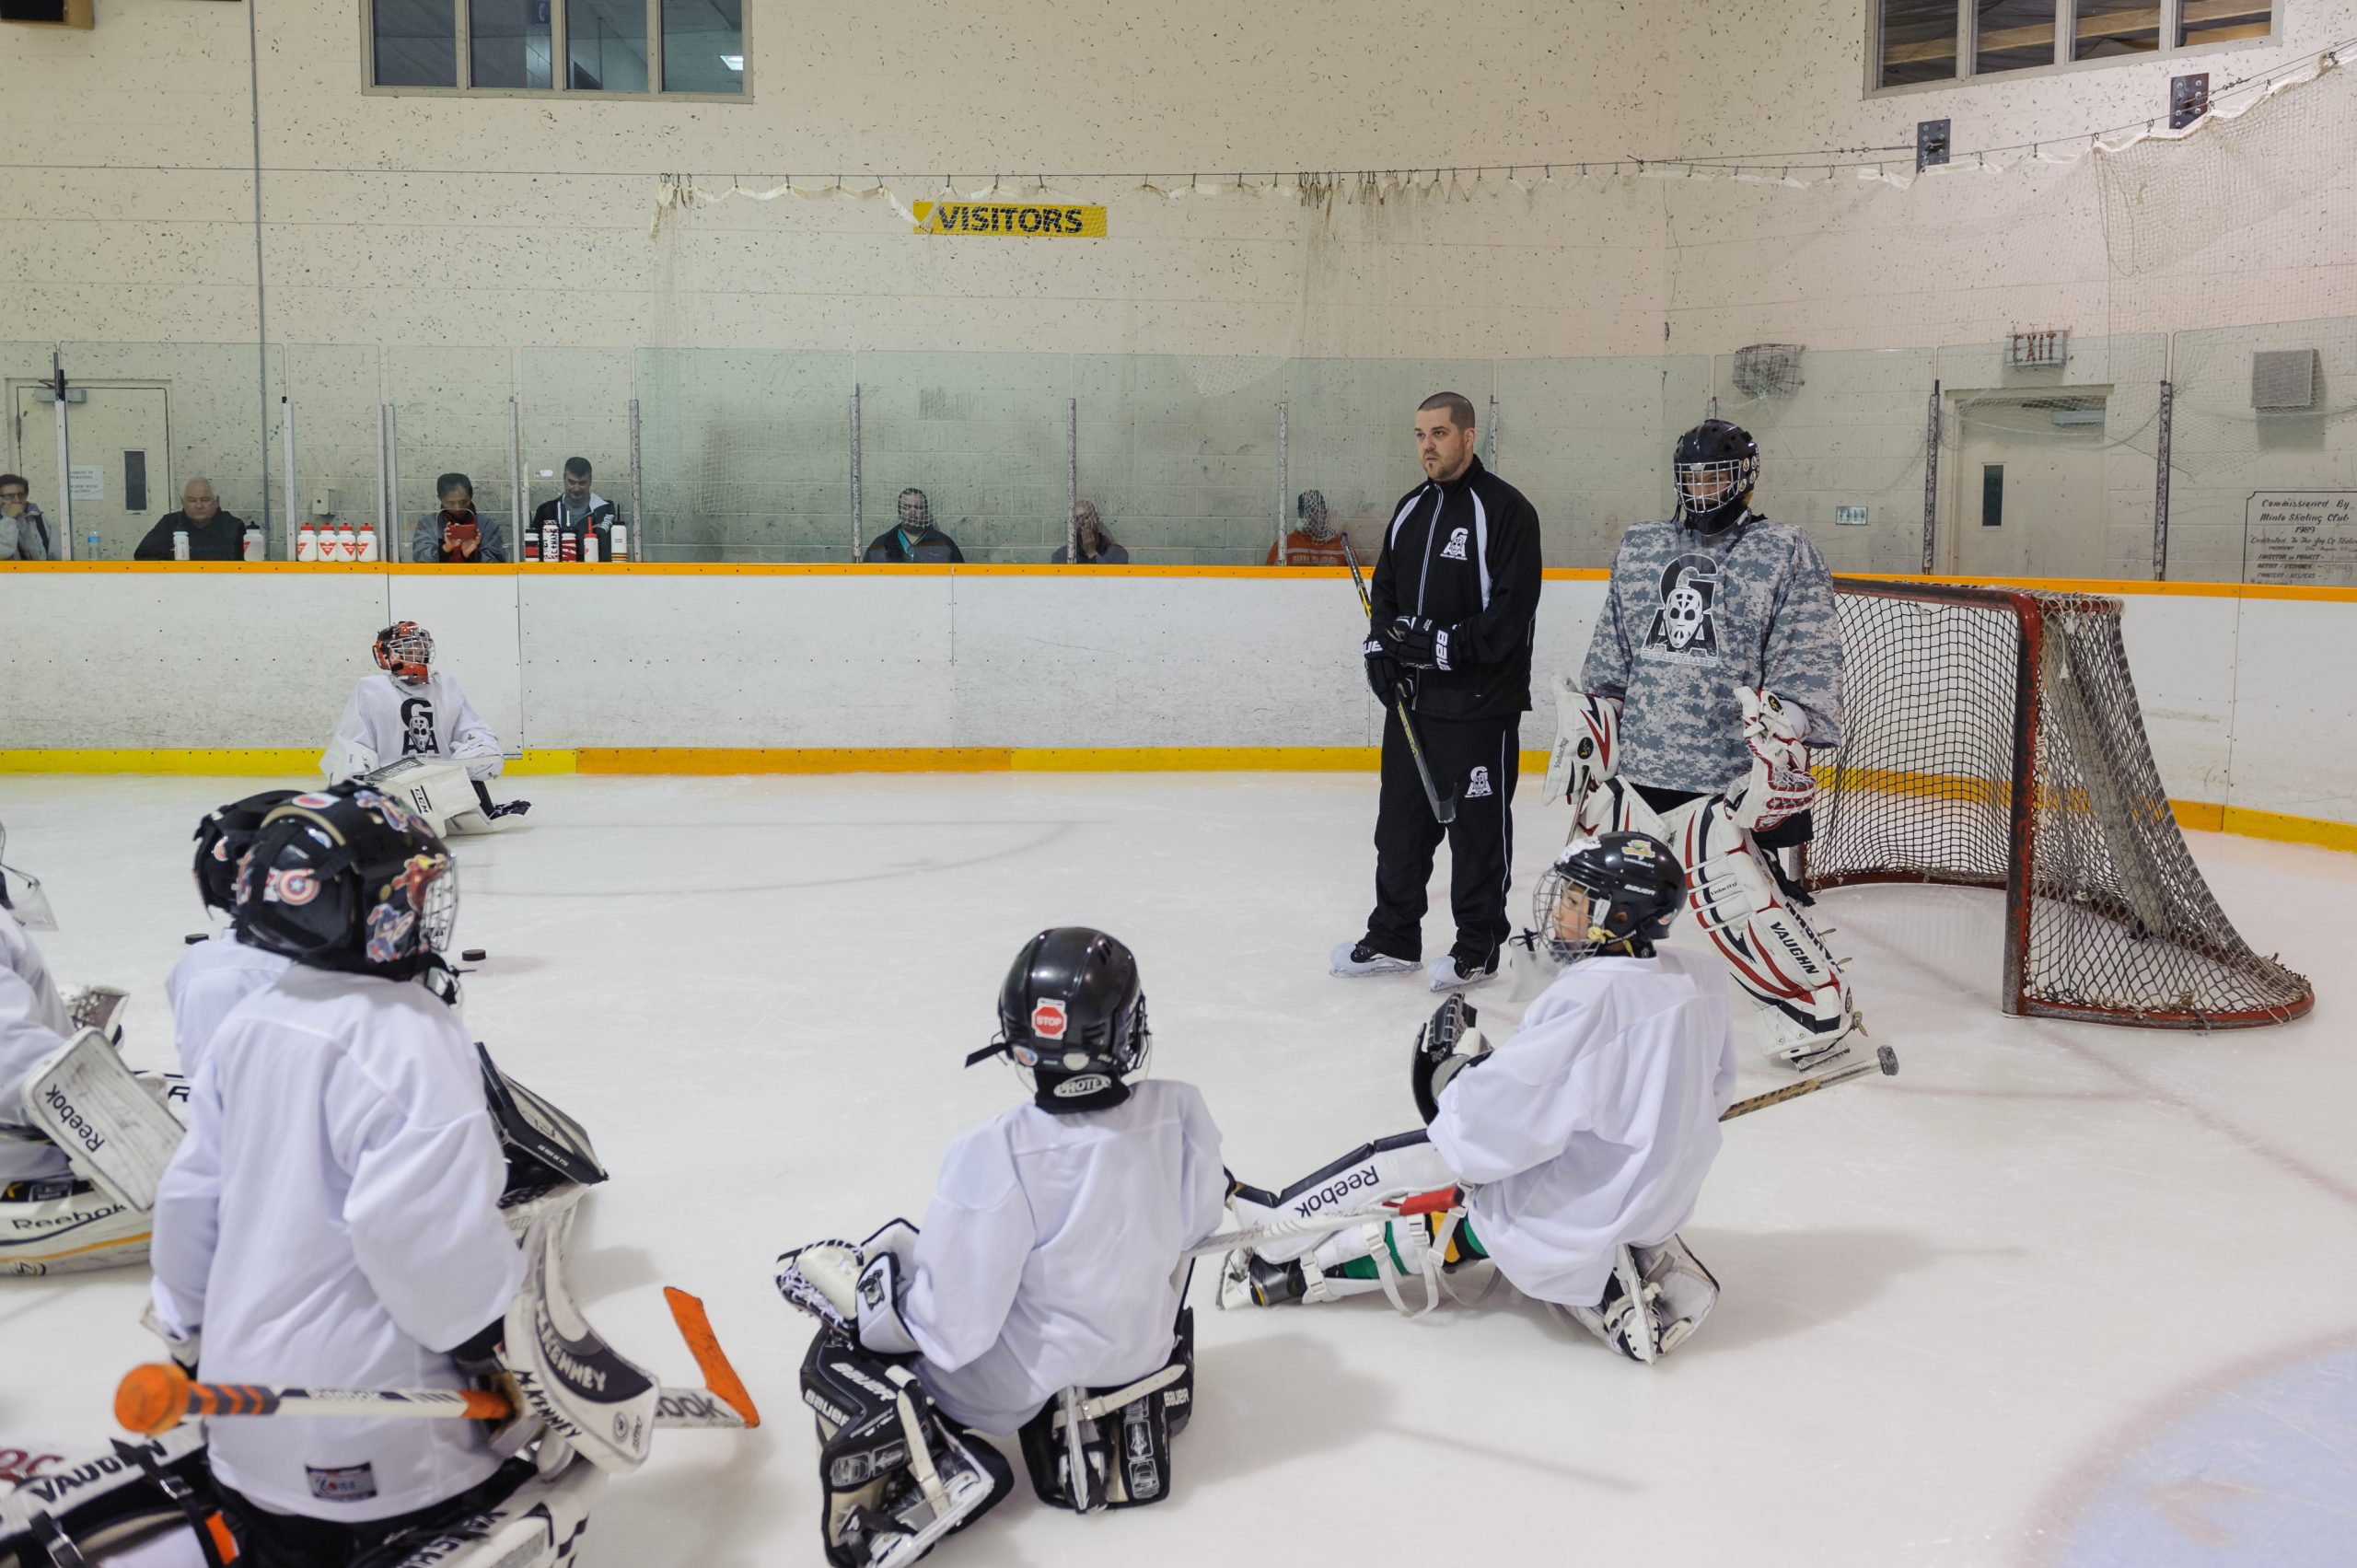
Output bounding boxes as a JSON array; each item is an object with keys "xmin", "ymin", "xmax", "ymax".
[{"xmin": 1, "ymin": 572, "xmax": 2350, "ymax": 829}]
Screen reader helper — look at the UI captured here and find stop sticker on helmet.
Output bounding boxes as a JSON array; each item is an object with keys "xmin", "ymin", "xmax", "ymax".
[{"xmin": 1031, "ymin": 999, "xmax": 1068, "ymax": 1040}]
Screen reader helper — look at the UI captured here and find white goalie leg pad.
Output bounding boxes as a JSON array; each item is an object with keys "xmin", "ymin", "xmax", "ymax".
[
  {"xmin": 0, "ymin": 1179, "xmax": 157, "ymax": 1277},
  {"xmin": 1540, "ymin": 680, "xmax": 1622, "ymax": 807},
  {"xmin": 1668, "ymin": 796, "xmax": 1858, "ymax": 1067},
  {"xmin": 1634, "ymin": 1234, "xmax": 1720, "ymax": 1357},
  {"xmin": 22, "ymin": 1028, "xmax": 188, "ymax": 1211},
  {"xmin": 355, "ymin": 758, "xmax": 484, "ymax": 838},
  {"xmin": 1563, "ymin": 1244, "xmax": 1657, "ymax": 1365},
  {"xmin": 1225, "ymin": 1134, "xmax": 1458, "ymax": 1267}
]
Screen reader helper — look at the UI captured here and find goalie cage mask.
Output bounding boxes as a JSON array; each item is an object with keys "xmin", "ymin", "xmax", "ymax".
[
  {"xmin": 970, "ymin": 926, "xmax": 1152, "ymax": 1114},
  {"xmin": 191, "ymin": 789, "xmax": 300, "ymax": 914},
  {"xmin": 1533, "ymin": 831, "xmax": 1684, "ymax": 964},
  {"xmin": 1672, "ymin": 420, "xmax": 1759, "ymax": 537},
  {"xmin": 374, "ymin": 620, "xmax": 435, "ymax": 686},
  {"xmin": 233, "ymin": 784, "xmax": 459, "ymax": 981}
]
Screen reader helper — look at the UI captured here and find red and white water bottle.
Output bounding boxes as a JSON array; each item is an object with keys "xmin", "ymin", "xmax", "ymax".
[
  {"xmin": 560, "ymin": 530, "xmax": 579, "ymax": 563},
  {"xmin": 523, "ymin": 528, "xmax": 540, "ymax": 563},
  {"xmin": 582, "ymin": 531, "xmax": 599, "ymax": 564},
  {"xmin": 242, "ymin": 524, "xmax": 263, "ymax": 562},
  {"xmin": 356, "ymin": 526, "xmax": 379, "ymax": 563},
  {"xmin": 541, "ymin": 520, "xmax": 560, "ymax": 563},
  {"xmin": 296, "ymin": 520, "xmax": 319, "ymax": 562}
]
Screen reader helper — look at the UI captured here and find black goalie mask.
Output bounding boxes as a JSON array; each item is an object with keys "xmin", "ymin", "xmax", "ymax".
[
  {"xmin": 233, "ymin": 784, "xmax": 459, "ymax": 981},
  {"xmin": 1673, "ymin": 420, "xmax": 1759, "ymax": 536},
  {"xmin": 970, "ymin": 927, "xmax": 1152, "ymax": 1113},
  {"xmin": 192, "ymin": 789, "xmax": 300, "ymax": 915}
]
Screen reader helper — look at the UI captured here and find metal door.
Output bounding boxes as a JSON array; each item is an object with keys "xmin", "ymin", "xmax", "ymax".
[
  {"xmin": 9, "ymin": 383, "xmax": 171, "ymax": 560},
  {"xmin": 1944, "ymin": 392, "xmax": 2109, "ymax": 579}
]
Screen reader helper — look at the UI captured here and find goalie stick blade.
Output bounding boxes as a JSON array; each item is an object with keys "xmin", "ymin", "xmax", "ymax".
[{"xmin": 660, "ymin": 1287, "xmax": 761, "ymax": 1429}]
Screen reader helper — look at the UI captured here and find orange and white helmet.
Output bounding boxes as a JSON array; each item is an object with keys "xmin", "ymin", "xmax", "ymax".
[{"xmin": 373, "ymin": 621, "xmax": 434, "ymax": 685}]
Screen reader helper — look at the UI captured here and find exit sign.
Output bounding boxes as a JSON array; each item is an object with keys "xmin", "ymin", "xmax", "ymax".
[{"xmin": 2010, "ymin": 329, "xmax": 2069, "ymax": 368}]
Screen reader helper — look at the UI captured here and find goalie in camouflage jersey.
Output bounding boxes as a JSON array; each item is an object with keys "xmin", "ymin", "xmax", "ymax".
[{"xmin": 1547, "ymin": 419, "xmax": 1862, "ymax": 1069}]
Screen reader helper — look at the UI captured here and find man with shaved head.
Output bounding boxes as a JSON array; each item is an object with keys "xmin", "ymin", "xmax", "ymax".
[{"xmin": 134, "ymin": 478, "xmax": 252, "ymax": 561}]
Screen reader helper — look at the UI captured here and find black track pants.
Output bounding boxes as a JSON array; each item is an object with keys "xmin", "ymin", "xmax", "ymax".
[{"xmin": 1364, "ymin": 707, "xmax": 1520, "ymax": 963}]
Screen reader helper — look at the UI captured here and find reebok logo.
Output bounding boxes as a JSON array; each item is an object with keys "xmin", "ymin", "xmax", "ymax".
[
  {"xmin": 1439, "ymin": 527, "xmax": 1469, "ymax": 561},
  {"xmin": 41, "ymin": 1087, "xmax": 104, "ymax": 1155},
  {"xmin": 1466, "ymin": 766, "xmax": 1493, "ymax": 799},
  {"xmin": 1296, "ymin": 1166, "xmax": 1379, "ymax": 1216}
]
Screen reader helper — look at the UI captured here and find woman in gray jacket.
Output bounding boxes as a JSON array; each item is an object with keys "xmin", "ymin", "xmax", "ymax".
[
  {"xmin": 0, "ymin": 475, "xmax": 52, "ymax": 561},
  {"xmin": 410, "ymin": 472, "xmax": 508, "ymax": 563}
]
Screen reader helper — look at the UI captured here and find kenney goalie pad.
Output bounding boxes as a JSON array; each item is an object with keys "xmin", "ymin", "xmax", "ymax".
[{"xmin": 800, "ymin": 1331, "xmax": 1011, "ymax": 1568}]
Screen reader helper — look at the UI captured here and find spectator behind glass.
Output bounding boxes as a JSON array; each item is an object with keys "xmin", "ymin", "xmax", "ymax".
[
  {"xmin": 1050, "ymin": 500, "xmax": 1131, "ymax": 564},
  {"xmin": 530, "ymin": 457, "xmax": 617, "ymax": 556},
  {"xmin": 864, "ymin": 488, "xmax": 966, "ymax": 563},
  {"xmin": 411, "ymin": 472, "xmax": 509, "ymax": 563},
  {"xmin": 133, "ymin": 479, "xmax": 250, "ymax": 561},
  {"xmin": 0, "ymin": 475, "xmax": 50, "ymax": 561},
  {"xmin": 1267, "ymin": 488, "xmax": 1353, "ymax": 566}
]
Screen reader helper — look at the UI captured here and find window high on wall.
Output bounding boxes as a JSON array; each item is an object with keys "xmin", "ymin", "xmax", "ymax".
[
  {"xmin": 1875, "ymin": 0, "xmax": 2272, "ymax": 89},
  {"xmin": 368, "ymin": 0, "xmax": 745, "ymax": 97}
]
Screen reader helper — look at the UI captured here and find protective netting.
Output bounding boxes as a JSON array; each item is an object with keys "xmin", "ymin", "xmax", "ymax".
[{"xmin": 1805, "ymin": 579, "xmax": 2313, "ymax": 1028}]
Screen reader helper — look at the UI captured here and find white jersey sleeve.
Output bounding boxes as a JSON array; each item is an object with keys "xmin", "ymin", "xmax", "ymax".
[
  {"xmin": 322, "ymin": 679, "xmax": 383, "ymax": 782},
  {"xmin": 149, "ymin": 1052, "xmax": 226, "ymax": 1336},
  {"xmin": 438, "ymin": 676, "xmax": 505, "ymax": 781},
  {"xmin": 0, "ymin": 911, "xmax": 74, "ymax": 1179},
  {"xmin": 902, "ymin": 1136, "xmax": 1033, "ymax": 1372}
]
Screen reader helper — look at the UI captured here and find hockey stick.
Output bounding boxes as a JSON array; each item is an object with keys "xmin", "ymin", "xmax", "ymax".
[
  {"xmin": 114, "ymin": 1288, "xmax": 761, "ymax": 1438},
  {"xmin": 1341, "ymin": 534, "xmax": 1456, "ymax": 826},
  {"xmin": 1719, "ymin": 1042, "xmax": 1898, "ymax": 1122},
  {"xmin": 1194, "ymin": 1047, "xmax": 1898, "ymax": 1259}
]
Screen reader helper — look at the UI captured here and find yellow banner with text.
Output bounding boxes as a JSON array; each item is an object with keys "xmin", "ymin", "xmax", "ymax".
[{"xmin": 911, "ymin": 201, "xmax": 1108, "ymax": 238}]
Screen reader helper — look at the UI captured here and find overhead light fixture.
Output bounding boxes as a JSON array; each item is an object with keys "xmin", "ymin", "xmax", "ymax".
[{"xmin": 721, "ymin": 54, "xmax": 743, "ymax": 70}]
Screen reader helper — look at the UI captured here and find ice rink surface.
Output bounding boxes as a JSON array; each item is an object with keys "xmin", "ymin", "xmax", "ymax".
[{"xmin": 5, "ymin": 772, "xmax": 2354, "ymax": 1567}]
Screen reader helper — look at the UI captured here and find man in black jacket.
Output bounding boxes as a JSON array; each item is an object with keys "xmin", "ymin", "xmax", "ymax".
[
  {"xmin": 1332, "ymin": 392, "xmax": 1542, "ymax": 992},
  {"xmin": 528, "ymin": 457, "xmax": 619, "ymax": 557},
  {"xmin": 132, "ymin": 478, "xmax": 250, "ymax": 561},
  {"xmin": 863, "ymin": 488, "xmax": 966, "ymax": 563}
]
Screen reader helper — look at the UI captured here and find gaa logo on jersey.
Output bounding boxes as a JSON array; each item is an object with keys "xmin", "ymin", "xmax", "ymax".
[
  {"xmin": 1466, "ymin": 766, "xmax": 1493, "ymax": 799},
  {"xmin": 1439, "ymin": 527, "xmax": 1469, "ymax": 561},
  {"xmin": 1031, "ymin": 1000, "xmax": 1069, "ymax": 1040}
]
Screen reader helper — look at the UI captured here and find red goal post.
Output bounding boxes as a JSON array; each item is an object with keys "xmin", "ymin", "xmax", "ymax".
[{"xmin": 1799, "ymin": 577, "xmax": 2313, "ymax": 1029}]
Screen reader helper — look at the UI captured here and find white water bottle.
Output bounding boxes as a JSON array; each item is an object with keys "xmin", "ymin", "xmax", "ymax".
[
  {"xmin": 582, "ymin": 531, "xmax": 600, "ymax": 564},
  {"xmin": 242, "ymin": 524, "xmax": 263, "ymax": 562},
  {"xmin": 296, "ymin": 520, "xmax": 319, "ymax": 561},
  {"xmin": 171, "ymin": 529, "xmax": 190, "ymax": 561},
  {"xmin": 336, "ymin": 522, "xmax": 358, "ymax": 561},
  {"xmin": 610, "ymin": 522, "xmax": 628, "ymax": 562},
  {"xmin": 356, "ymin": 526, "xmax": 378, "ymax": 563}
]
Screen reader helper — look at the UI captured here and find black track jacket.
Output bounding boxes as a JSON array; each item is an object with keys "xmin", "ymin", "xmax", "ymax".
[{"xmin": 1369, "ymin": 455, "xmax": 1542, "ymax": 722}]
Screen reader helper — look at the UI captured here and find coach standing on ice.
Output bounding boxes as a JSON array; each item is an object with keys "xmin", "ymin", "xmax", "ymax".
[{"xmin": 1333, "ymin": 392, "xmax": 1542, "ymax": 993}]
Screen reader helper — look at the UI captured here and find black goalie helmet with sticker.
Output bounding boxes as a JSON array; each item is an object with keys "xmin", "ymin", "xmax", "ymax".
[
  {"xmin": 1673, "ymin": 419, "xmax": 1759, "ymax": 536},
  {"xmin": 970, "ymin": 927, "xmax": 1152, "ymax": 1113},
  {"xmin": 192, "ymin": 789, "xmax": 300, "ymax": 914},
  {"xmin": 1534, "ymin": 832, "xmax": 1685, "ymax": 963},
  {"xmin": 233, "ymin": 784, "xmax": 458, "ymax": 981}
]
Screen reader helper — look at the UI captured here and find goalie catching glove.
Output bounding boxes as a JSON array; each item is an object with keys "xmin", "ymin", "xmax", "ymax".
[
  {"xmin": 1726, "ymin": 687, "xmax": 1817, "ymax": 838},
  {"xmin": 1541, "ymin": 681, "xmax": 1620, "ymax": 807},
  {"xmin": 779, "ymin": 1220, "xmax": 924, "ymax": 1358},
  {"xmin": 1410, "ymin": 994, "xmax": 1492, "ymax": 1124}
]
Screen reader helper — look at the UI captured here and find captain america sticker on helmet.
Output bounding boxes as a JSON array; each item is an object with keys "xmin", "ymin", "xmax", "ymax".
[{"xmin": 1642, "ymin": 554, "xmax": 1723, "ymax": 666}]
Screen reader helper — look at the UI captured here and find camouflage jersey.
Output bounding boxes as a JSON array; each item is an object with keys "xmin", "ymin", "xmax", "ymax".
[{"xmin": 1579, "ymin": 512, "xmax": 1845, "ymax": 796}]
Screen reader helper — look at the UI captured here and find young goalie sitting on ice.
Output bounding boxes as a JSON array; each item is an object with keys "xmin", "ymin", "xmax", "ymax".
[
  {"xmin": 1225, "ymin": 831, "xmax": 1737, "ymax": 1364},
  {"xmin": 777, "ymin": 927, "xmax": 1227, "ymax": 1566},
  {"xmin": 320, "ymin": 621, "xmax": 529, "ymax": 834}
]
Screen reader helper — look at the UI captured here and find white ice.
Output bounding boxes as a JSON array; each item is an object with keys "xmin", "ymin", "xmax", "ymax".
[{"xmin": 5, "ymin": 772, "xmax": 2354, "ymax": 1566}]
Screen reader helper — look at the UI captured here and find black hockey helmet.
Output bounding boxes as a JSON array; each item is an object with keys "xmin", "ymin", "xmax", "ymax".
[
  {"xmin": 192, "ymin": 789, "xmax": 300, "ymax": 914},
  {"xmin": 233, "ymin": 784, "xmax": 458, "ymax": 981},
  {"xmin": 1673, "ymin": 420, "xmax": 1759, "ymax": 536},
  {"xmin": 374, "ymin": 621, "xmax": 434, "ymax": 685},
  {"xmin": 970, "ymin": 926, "xmax": 1151, "ymax": 1113},
  {"xmin": 1534, "ymin": 832, "xmax": 1684, "ymax": 962}
]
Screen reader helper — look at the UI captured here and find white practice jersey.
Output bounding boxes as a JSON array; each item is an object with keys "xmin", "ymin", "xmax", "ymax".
[
  {"xmin": 901, "ymin": 1078, "xmax": 1227, "ymax": 1434},
  {"xmin": 164, "ymin": 928, "xmax": 290, "ymax": 1086},
  {"xmin": 1429, "ymin": 947, "xmax": 1736, "ymax": 1307},
  {"xmin": 150, "ymin": 964, "xmax": 523, "ymax": 1523},
  {"xmin": 323, "ymin": 671, "xmax": 505, "ymax": 784},
  {"xmin": 0, "ymin": 909, "xmax": 73, "ymax": 1183}
]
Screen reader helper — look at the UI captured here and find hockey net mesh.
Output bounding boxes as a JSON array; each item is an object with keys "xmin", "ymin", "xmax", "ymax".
[{"xmin": 1806, "ymin": 581, "xmax": 2312, "ymax": 1028}]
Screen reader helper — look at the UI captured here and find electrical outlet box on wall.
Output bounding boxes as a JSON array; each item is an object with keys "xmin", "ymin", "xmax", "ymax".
[{"xmin": 0, "ymin": 0, "xmax": 95, "ymax": 29}]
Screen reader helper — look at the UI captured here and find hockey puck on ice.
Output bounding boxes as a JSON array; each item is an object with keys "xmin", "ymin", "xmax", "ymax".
[
  {"xmin": 461, "ymin": 948, "xmax": 488, "ymax": 962},
  {"xmin": 184, "ymin": 933, "xmax": 208, "ymax": 946}
]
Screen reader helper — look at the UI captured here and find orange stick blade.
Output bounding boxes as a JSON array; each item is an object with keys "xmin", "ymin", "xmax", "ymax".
[{"xmin": 663, "ymin": 1286, "xmax": 761, "ymax": 1429}]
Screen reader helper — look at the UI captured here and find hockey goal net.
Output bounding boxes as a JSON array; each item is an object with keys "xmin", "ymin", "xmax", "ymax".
[{"xmin": 1801, "ymin": 578, "xmax": 2313, "ymax": 1029}]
